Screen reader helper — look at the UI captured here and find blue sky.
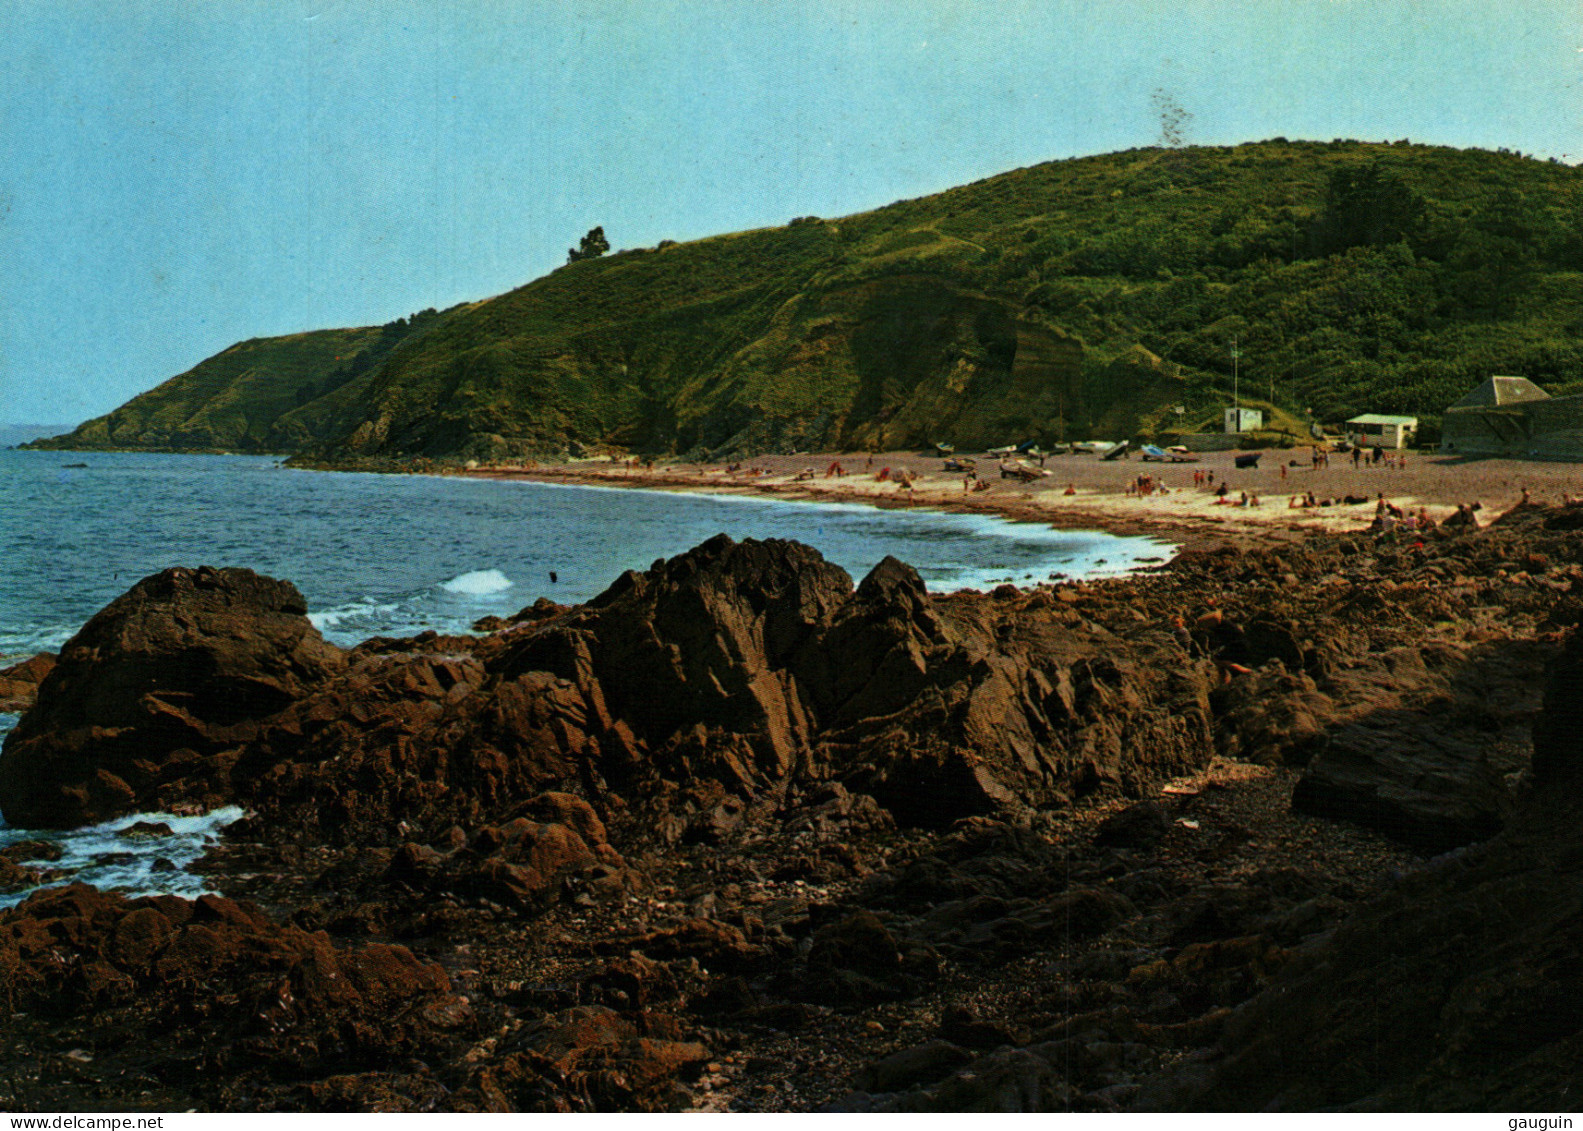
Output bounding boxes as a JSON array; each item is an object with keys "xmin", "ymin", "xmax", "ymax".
[{"xmin": 4, "ymin": 0, "xmax": 1582, "ymax": 425}]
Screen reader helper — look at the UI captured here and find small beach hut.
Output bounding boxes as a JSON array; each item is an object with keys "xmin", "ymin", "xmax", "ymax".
[{"xmin": 1346, "ymin": 414, "xmax": 1418, "ymax": 450}]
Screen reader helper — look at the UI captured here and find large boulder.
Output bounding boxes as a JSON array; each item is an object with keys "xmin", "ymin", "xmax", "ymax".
[
  {"xmin": 579, "ymin": 534, "xmax": 853, "ymax": 778},
  {"xmin": 0, "ymin": 567, "xmax": 342, "ymax": 827},
  {"xmin": 1289, "ymin": 709, "xmax": 1509, "ymax": 852}
]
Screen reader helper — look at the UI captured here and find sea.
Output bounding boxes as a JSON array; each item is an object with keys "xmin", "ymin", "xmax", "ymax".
[{"xmin": 0, "ymin": 448, "xmax": 1173, "ymax": 904}]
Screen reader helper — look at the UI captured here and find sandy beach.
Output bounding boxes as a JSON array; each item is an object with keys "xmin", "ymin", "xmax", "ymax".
[{"xmin": 461, "ymin": 447, "xmax": 1580, "ymax": 552}]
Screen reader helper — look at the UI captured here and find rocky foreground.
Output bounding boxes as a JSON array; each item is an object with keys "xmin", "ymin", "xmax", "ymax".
[{"xmin": 0, "ymin": 507, "xmax": 1580, "ymax": 1111}]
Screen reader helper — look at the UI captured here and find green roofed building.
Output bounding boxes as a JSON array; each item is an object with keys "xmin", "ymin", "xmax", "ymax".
[
  {"xmin": 1440, "ymin": 376, "xmax": 1583, "ymax": 460},
  {"xmin": 1346, "ymin": 413, "xmax": 1419, "ymax": 449}
]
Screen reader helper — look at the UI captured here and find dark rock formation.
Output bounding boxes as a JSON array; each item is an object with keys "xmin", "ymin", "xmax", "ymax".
[
  {"xmin": 5, "ymin": 510, "xmax": 1583, "ymax": 1111},
  {"xmin": 0, "ymin": 884, "xmax": 464, "ymax": 1076},
  {"xmin": 1290, "ymin": 711, "xmax": 1509, "ymax": 852},
  {"xmin": 1136, "ymin": 624, "xmax": 1583, "ymax": 1111},
  {"xmin": 453, "ymin": 1005, "xmax": 710, "ymax": 1112},
  {"xmin": 0, "ymin": 537, "xmax": 1220, "ymax": 844},
  {"xmin": 0, "ymin": 653, "xmax": 55, "ymax": 714},
  {"xmin": 0, "ymin": 567, "xmax": 342, "ymax": 826},
  {"xmin": 386, "ymin": 792, "xmax": 632, "ymax": 909}
]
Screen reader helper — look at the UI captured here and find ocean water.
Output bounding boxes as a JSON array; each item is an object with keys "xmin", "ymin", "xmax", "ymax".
[
  {"xmin": 2, "ymin": 450, "xmax": 1171, "ymax": 659},
  {"xmin": 0, "ymin": 808, "xmax": 243, "ymax": 909},
  {"xmin": 0, "ymin": 449, "xmax": 1171, "ymax": 902}
]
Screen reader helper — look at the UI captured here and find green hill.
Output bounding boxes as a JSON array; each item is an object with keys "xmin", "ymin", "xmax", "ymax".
[{"xmin": 34, "ymin": 139, "xmax": 1583, "ymax": 459}]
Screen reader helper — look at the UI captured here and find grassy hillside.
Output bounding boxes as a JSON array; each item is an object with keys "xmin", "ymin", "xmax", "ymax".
[
  {"xmin": 30, "ymin": 327, "xmax": 382, "ymax": 452},
  {"xmin": 34, "ymin": 140, "xmax": 1583, "ymax": 458}
]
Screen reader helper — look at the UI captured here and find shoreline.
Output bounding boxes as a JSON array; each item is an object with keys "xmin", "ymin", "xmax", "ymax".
[
  {"xmin": 455, "ymin": 446, "xmax": 1541, "ymax": 554},
  {"xmin": 12, "ymin": 445, "xmax": 1548, "ymax": 556}
]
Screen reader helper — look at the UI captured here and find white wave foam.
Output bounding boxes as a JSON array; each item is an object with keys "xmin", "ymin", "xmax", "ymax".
[
  {"xmin": 0, "ymin": 805, "xmax": 246, "ymax": 908},
  {"xmin": 439, "ymin": 568, "xmax": 513, "ymax": 596},
  {"xmin": 308, "ymin": 599, "xmax": 401, "ymax": 630}
]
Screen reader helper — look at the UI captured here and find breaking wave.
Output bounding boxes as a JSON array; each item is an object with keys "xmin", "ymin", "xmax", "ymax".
[{"xmin": 439, "ymin": 568, "xmax": 513, "ymax": 595}]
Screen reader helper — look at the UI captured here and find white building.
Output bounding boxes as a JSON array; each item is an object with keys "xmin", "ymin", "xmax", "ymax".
[
  {"xmin": 1346, "ymin": 413, "xmax": 1419, "ymax": 449},
  {"xmin": 1223, "ymin": 407, "xmax": 1264, "ymax": 434}
]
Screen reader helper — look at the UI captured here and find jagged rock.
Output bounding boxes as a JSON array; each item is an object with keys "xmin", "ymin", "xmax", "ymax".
[
  {"xmin": 1213, "ymin": 664, "xmax": 1335, "ymax": 764},
  {"xmin": 3, "ymin": 538, "xmax": 1222, "ymax": 842},
  {"xmin": 614, "ymin": 918, "xmax": 764, "ymax": 972},
  {"xmin": 0, "ymin": 840, "xmax": 62, "ymax": 864},
  {"xmin": 0, "ymin": 567, "xmax": 342, "ymax": 826},
  {"xmin": 386, "ymin": 801, "xmax": 626, "ymax": 911}
]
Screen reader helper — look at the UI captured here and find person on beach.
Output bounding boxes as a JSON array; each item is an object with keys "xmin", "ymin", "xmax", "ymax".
[
  {"xmin": 1064, "ymin": 483, "xmax": 1076, "ymax": 496},
  {"xmin": 1215, "ymin": 482, "xmax": 1230, "ymax": 498},
  {"xmin": 1279, "ymin": 463, "xmax": 1287, "ymax": 481},
  {"xmin": 1352, "ymin": 447, "xmax": 1362, "ymax": 469}
]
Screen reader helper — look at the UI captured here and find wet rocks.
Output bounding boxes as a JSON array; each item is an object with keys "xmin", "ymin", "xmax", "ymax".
[{"xmin": 0, "ymin": 653, "xmax": 55, "ymax": 713}]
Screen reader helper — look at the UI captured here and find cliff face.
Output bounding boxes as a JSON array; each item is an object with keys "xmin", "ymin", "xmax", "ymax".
[{"xmin": 30, "ymin": 140, "xmax": 1583, "ymax": 461}]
